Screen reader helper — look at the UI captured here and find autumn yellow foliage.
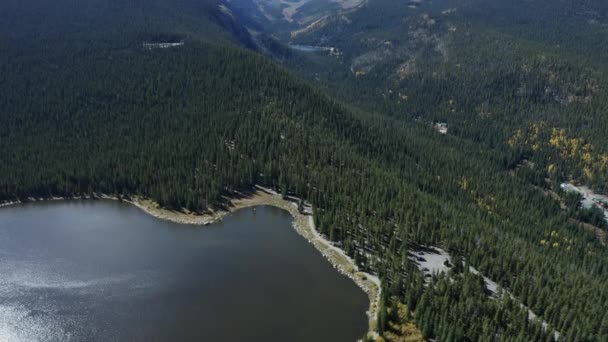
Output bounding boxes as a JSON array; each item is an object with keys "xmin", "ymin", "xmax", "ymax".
[
  {"xmin": 382, "ymin": 302, "xmax": 424, "ymax": 342},
  {"xmin": 508, "ymin": 122, "xmax": 604, "ymax": 181}
]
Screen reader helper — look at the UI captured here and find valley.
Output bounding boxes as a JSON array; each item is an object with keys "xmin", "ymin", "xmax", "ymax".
[{"xmin": 1, "ymin": 0, "xmax": 608, "ymax": 341}]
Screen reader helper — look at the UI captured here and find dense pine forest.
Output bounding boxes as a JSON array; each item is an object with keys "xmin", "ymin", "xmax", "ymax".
[{"xmin": 2, "ymin": 0, "xmax": 608, "ymax": 341}]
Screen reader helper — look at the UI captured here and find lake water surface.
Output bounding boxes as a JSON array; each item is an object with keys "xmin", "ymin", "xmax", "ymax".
[{"xmin": 0, "ymin": 200, "xmax": 368, "ymax": 341}]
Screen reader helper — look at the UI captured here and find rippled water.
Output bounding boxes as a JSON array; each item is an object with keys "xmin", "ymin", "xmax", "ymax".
[{"xmin": 0, "ymin": 201, "xmax": 368, "ymax": 341}]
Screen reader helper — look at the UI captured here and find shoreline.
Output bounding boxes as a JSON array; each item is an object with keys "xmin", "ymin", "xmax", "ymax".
[{"xmin": 0, "ymin": 187, "xmax": 381, "ymax": 338}]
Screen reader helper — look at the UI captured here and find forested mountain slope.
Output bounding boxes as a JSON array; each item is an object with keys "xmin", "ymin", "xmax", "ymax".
[
  {"xmin": 2, "ymin": 0, "xmax": 608, "ymax": 341},
  {"xmin": 0, "ymin": 0, "xmax": 257, "ymax": 49},
  {"xmin": 278, "ymin": 0, "xmax": 608, "ymax": 193}
]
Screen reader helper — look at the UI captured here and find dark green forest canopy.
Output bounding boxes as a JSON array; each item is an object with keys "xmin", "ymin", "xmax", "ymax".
[{"xmin": 1, "ymin": 0, "xmax": 608, "ymax": 340}]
